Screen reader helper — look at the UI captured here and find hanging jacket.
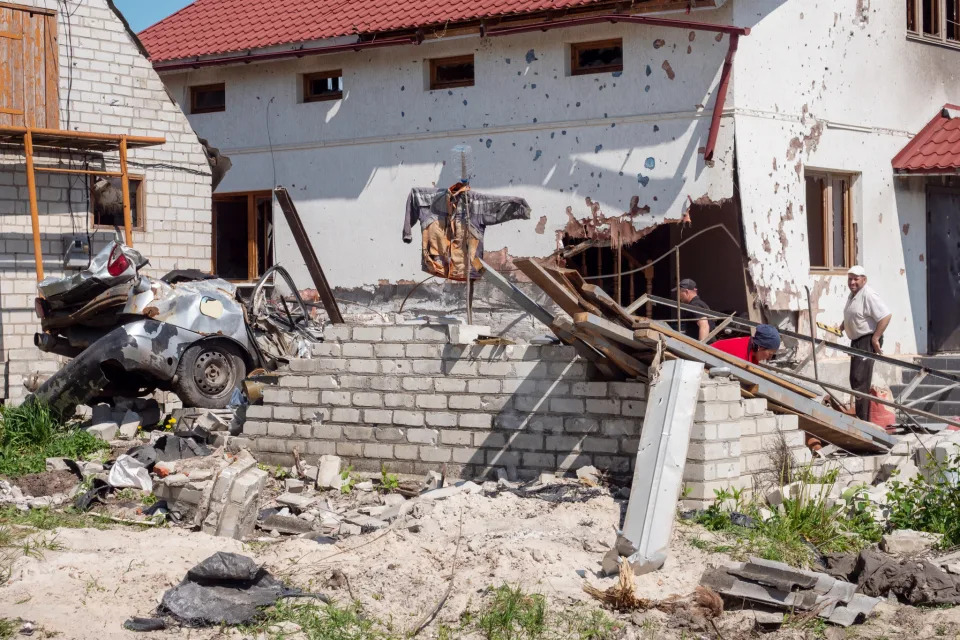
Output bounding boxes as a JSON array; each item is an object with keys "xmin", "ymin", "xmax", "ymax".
[{"xmin": 403, "ymin": 185, "xmax": 531, "ymax": 280}]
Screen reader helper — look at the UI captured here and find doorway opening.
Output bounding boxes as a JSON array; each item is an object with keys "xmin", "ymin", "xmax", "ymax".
[
  {"xmin": 926, "ymin": 184, "xmax": 960, "ymax": 352},
  {"xmin": 212, "ymin": 191, "xmax": 274, "ymax": 281}
]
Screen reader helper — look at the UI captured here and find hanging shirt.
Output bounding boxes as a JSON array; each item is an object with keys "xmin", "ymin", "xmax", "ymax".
[
  {"xmin": 404, "ymin": 186, "xmax": 531, "ymax": 280},
  {"xmin": 843, "ymin": 285, "xmax": 891, "ymax": 340},
  {"xmin": 711, "ymin": 336, "xmax": 758, "ymax": 364}
]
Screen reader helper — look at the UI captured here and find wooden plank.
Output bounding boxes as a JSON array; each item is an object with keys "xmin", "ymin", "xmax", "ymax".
[
  {"xmin": 572, "ymin": 312, "xmax": 645, "ymax": 350},
  {"xmin": 477, "ymin": 258, "xmax": 555, "ymax": 328},
  {"xmin": 579, "ymin": 282, "xmax": 635, "ymax": 326},
  {"xmin": 43, "ymin": 12, "xmax": 57, "ymax": 129},
  {"xmin": 550, "ymin": 317, "xmax": 618, "ymax": 379},
  {"xmin": 119, "ymin": 136, "xmax": 133, "ymax": 246},
  {"xmin": 543, "ymin": 265, "xmax": 605, "ymax": 316},
  {"xmin": 635, "ymin": 320, "xmax": 819, "ymax": 399},
  {"xmin": 515, "ymin": 258, "xmax": 584, "ymax": 317},
  {"xmin": 21, "ymin": 7, "xmax": 38, "ymax": 127},
  {"xmin": 0, "ymin": 2, "xmax": 54, "ymax": 14},
  {"xmin": 625, "ymin": 294, "xmax": 649, "ymax": 315},
  {"xmin": 24, "ymin": 129, "xmax": 42, "ymax": 280},
  {"xmin": 574, "ymin": 325, "xmax": 648, "ymax": 379},
  {"xmin": 0, "ymin": 8, "xmax": 24, "ymax": 127}
]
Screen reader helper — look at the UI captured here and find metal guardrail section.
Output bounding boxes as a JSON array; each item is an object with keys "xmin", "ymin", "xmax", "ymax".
[{"xmin": 658, "ymin": 332, "xmax": 896, "ymax": 451}]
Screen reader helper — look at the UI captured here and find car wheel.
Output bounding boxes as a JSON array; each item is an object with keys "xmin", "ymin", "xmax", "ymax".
[{"xmin": 173, "ymin": 341, "xmax": 246, "ymax": 408}]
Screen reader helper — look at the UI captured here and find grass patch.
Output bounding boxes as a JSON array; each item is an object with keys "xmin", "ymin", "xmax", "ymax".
[
  {"xmin": 886, "ymin": 454, "xmax": 960, "ymax": 547},
  {"xmin": 690, "ymin": 474, "xmax": 881, "ymax": 568},
  {"xmin": 242, "ymin": 600, "xmax": 396, "ymax": 640},
  {"xmin": 0, "ymin": 618, "xmax": 17, "ymax": 640},
  {"xmin": 0, "ymin": 401, "xmax": 108, "ymax": 477}
]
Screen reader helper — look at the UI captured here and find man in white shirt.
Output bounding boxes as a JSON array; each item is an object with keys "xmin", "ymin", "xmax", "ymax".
[{"xmin": 838, "ymin": 265, "xmax": 892, "ymax": 420}]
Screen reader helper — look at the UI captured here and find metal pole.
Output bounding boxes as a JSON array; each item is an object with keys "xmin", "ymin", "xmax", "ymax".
[
  {"xmin": 119, "ymin": 136, "xmax": 133, "ymax": 246},
  {"xmin": 674, "ymin": 248, "xmax": 681, "ymax": 332},
  {"xmin": 24, "ymin": 129, "xmax": 43, "ymax": 281},
  {"xmin": 805, "ymin": 285, "xmax": 846, "ymax": 407}
]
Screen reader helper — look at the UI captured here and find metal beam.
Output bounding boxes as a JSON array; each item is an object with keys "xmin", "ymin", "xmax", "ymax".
[
  {"xmin": 896, "ymin": 371, "xmax": 927, "ymax": 405},
  {"xmin": 903, "ymin": 382, "xmax": 960, "ymax": 409},
  {"xmin": 477, "ymin": 258, "xmax": 555, "ymax": 328},
  {"xmin": 658, "ymin": 333, "xmax": 896, "ymax": 450}
]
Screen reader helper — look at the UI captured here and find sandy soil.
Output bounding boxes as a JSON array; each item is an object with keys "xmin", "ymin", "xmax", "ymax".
[{"xmin": 3, "ymin": 487, "xmax": 960, "ymax": 639}]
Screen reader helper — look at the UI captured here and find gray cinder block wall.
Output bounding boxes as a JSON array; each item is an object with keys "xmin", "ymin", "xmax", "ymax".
[
  {"xmin": 241, "ymin": 323, "xmax": 829, "ymax": 499},
  {"xmin": 0, "ymin": 0, "xmax": 212, "ymax": 403}
]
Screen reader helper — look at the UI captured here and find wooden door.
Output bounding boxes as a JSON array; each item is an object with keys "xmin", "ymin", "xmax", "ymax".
[
  {"xmin": 927, "ymin": 186, "xmax": 960, "ymax": 352},
  {"xmin": 0, "ymin": 4, "xmax": 58, "ymax": 128}
]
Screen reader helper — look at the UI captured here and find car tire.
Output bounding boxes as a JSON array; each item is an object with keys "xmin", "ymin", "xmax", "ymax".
[{"xmin": 173, "ymin": 341, "xmax": 246, "ymax": 409}]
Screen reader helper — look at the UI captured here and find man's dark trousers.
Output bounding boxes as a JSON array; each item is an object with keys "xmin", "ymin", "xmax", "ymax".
[{"xmin": 850, "ymin": 333, "xmax": 881, "ymax": 421}]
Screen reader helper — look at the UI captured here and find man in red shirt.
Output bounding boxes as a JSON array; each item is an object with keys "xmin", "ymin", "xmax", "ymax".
[{"xmin": 711, "ymin": 324, "xmax": 781, "ymax": 365}]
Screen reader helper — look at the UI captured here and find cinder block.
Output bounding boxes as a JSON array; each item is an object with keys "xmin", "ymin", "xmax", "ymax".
[
  {"xmin": 343, "ymin": 426, "xmax": 375, "ymax": 441},
  {"xmin": 717, "ymin": 383, "xmax": 743, "ymax": 402},
  {"xmin": 689, "ymin": 423, "xmax": 717, "ymax": 440},
  {"xmin": 468, "ymin": 379, "xmax": 501, "ymax": 394},
  {"xmin": 478, "ymin": 362, "xmax": 512, "ymax": 376},
  {"xmin": 412, "ymin": 360, "xmax": 443, "ymax": 375},
  {"xmin": 586, "ymin": 398, "xmax": 620, "ymax": 415},
  {"xmin": 571, "ymin": 382, "xmax": 608, "ymax": 397},
  {"xmin": 373, "ymin": 344, "xmax": 405, "ymax": 358},
  {"xmin": 308, "ymin": 375, "xmax": 340, "ymax": 389},
  {"xmin": 420, "ymin": 447, "xmax": 452, "ymax": 462},
  {"xmin": 407, "ymin": 428, "xmax": 439, "ymax": 445},
  {"xmin": 738, "ymin": 418, "xmax": 758, "ymax": 436},
  {"xmin": 743, "ymin": 398, "xmax": 767, "ymax": 416},
  {"xmin": 698, "ymin": 385, "xmax": 717, "ymax": 402},
  {"xmin": 375, "ymin": 427, "xmax": 404, "ymax": 442},
  {"xmin": 306, "ymin": 440, "xmax": 336, "ymax": 456},
  {"xmin": 601, "ymin": 419, "xmax": 637, "ymax": 437},
  {"xmin": 273, "ymin": 406, "xmax": 301, "ymax": 421},
  {"xmin": 313, "ymin": 424, "xmax": 342, "ymax": 439},
  {"xmin": 363, "ymin": 443, "xmax": 394, "ymax": 459},
  {"xmin": 411, "ymin": 326, "xmax": 448, "ymax": 342},
  {"xmin": 263, "ymin": 388, "xmax": 290, "ymax": 404},
  {"xmin": 395, "ymin": 444, "xmax": 419, "ymax": 460},
  {"xmin": 452, "ymin": 448, "xmax": 484, "ymax": 464},
  {"xmin": 581, "ymin": 437, "xmax": 618, "ymax": 453},
  {"xmin": 370, "ymin": 377, "xmax": 402, "ymax": 392},
  {"xmin": 315, "ymin": 358, "xmax": 347, "ymax": 372},
  {"xmin": 774, "ymin": 414, "xmax": 800, "ymax": 431},
  {"xmin": 312, "ymin": 343, "xmax": 343, "ymax": 357},
  {"xmin": 506, "ymin": 433, "xmax": 543, "ymax": 450},
  {"xmin": 383, "ymin": 326, "xmax": 415, "ymax": 341},
  {"xmin": 336, "ymin": 442, "xmax": 363, "ymax": 457},
  {"xmin": 425, "ymin": 411, "xmax": 458, "ymax": 427},
  {"xmin": 755, "ymin": 415, "xmax": 778, "ymax": 433},
  {"xmin": 324, "ymin": 325, "xmax": 352, "ymax": 341},
  {"xmin": 716, "ymin": 421, "xmax": 742, "ymax": 440},
  {"xmin": 385, "ymin": 393, "xmax": 415, "ymax": 409},
  {"xmin": 621, "ymin": 400, "xmax": 646, "ymax": 417},
  {"xmin": 546, "ymin": 435, "xmax": 582, "ymax": 451},
  {"xmin": 380, "ymin": 360, "xmax": 414, "ymax": 375},
  {"xmin": 441, "ymin": 430, "xmax": 472, "ymax": 446},
  {"xmin": 342, "ymin": 343, "xmax": 374, "ymax": 357},
  {"xmin": 347, "ymin": 359, "xmax": 379, "ymax": 374},
  {"xmin": 728, "ymin": 403, "xmax": 745, "ymax": 419},
  {"xmin": 460, "ymin": 414, "xmax": 493, "ymax": 429},
  {"xmin": 243, "ymin": 421, "xmax": 268, "ymax": 436},
  {"xmin": 550, "ymin": 398, "xmax": 584, "ymax": 414},
  {"xmin": 393, "ymin": 410, "xmax": 425, "ymax": 426},
  {"xmin": 449, "ymin": 395, "xmax": 482, "ymax": 410},
  {"xmin": 694, "ymin": 402, "xmax": 729, "ymax": 422},
  {"xmin": 564, "ymin": 417, "xmax": 600, "ymax": 434},
  {"xmin": 267, "ymin": 422, "xmax": 295, "ymax": 438},
  {"xmin": 321, "ymin": 391, "xmax": 352, "ymax": 406},
  {"xmin": 402, "ymin": 377, "xmax": 434, "ymax": 392},
  {"xmin": 363, "ymin": 409, "xmax": 393, "ymax": 425},
  {"xmin": 353, "ymin": 392, "xmax": 383, "ymax": 407},
  {"xmin": 556, "ymin": 452, "xmax": 593, "ymax": 470},
  {"xmin": 522, "ymin": 452, "xmax": 556, "ymax": 468},
  {"xmin": 435, "ymin": 378, "xmax": 467, "ymax": 392},
  {"xmin": 609, "ymin": 382, "xmax": 646, "ymax": 399},
  {"xmin": 332, "ymin": 408, "xmax": 361, "ymax": 423},
  {"xmin": 487, "ymin": 450, "xmax": 521, "ymax": 467},
  {"xmin": 416, "ymin": 394, "xmax": 448, "ymax": 409},
  {"xmin": 474, "ymin": 432, "xmax": 507, "ymax": 448},
  {"xmin": 407, "ymin": 343, "xmax": 444, "ymax": 358},
  {"xmin": 291, "ymin": 390, "xmax": 320, "ymax": 405},
  {"xmin": 245, "ymin": 405, "xmax": 272, "ymax": 419},
  {"xmin": 686, "ymin": 441, "xmax": 733, "ymax": 461},
  {"xmin": 353, "ymin": 327, "xmax": 383, "ymax": 342},
  {"xmin": 594, "ymin": 455, "xmax": 632, "ymax": 474}
]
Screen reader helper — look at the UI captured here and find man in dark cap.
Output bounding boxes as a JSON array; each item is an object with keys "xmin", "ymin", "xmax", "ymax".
[
  {"xmin": 712, "ymin": 324, "xmax": 781, "ymax": 364},
  {"xmin": 675, "ymin": 278, "xmax": 714, "ymax": 342}
]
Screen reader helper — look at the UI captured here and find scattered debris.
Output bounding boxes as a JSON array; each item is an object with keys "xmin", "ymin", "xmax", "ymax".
[
  {"xmin": 700, "ymin": 557, "xmax": 881, "ymax": 627},
  {"xmin": 880, "ymin": 529, "xmax": 943, "ymax": 555},
  {"xmin": 107, "ymin": 454, "xmax": 153, "ymax": 491},
  {"xmin": 157, "ymin": 552, "xmax": 327, "ymax": 626}
]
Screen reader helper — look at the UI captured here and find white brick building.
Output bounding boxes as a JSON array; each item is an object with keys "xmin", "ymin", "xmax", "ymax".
[{"xmin": 0, "ymin": 0, "xmax": 212, "ymax": 403}]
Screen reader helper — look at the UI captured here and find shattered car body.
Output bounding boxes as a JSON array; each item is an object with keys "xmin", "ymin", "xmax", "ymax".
[{"xmin": 31, "ymin": 238, "xmax": 321, "ymax": 417}]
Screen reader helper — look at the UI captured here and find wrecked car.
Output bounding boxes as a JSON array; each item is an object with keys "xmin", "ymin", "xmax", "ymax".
[{"xmin": 31, "ymin": 236, "xmax": 321, "ymax": 417}]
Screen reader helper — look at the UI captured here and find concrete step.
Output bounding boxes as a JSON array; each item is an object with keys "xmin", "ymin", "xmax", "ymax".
[{"xmin": 890, "ymin": 383, "xmax": 960, "ymax": 403}]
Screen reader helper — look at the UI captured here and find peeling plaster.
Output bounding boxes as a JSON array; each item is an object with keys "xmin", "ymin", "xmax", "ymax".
[
  {"xmin": 534, "ymin": 215, "xmax": 547, "ymax": 234},
  {"xmin": 661, "ymin": 60, "xmax": 676, "ymax": 80}
]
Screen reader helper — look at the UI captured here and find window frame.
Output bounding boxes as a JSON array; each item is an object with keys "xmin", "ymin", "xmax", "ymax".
[
  {"xmin": 907, "ymin": 0, "xmax": 960, "ymax": 48},
  {"xmin": 211, "ymin": 190, "xmax": 274, "ymax": 282},
  {"xmin": 302, "ymin": 70, "xmax": 343, "ymax": 103},
  {"xmin": 428, "ymin": 55, "xmax": 475, "ymax": 90},
  {"xmin": 569, "ymin": 38, "xmax": 624, "ymax": 76},
  {"xmin": 190, "ymin": 83, "xmax": 226, "ymax": 114},
  {"xmin": 89, "ymin": 174, "xmax": 146, "ymax": 232},
  {"xmin": 805, "ymin": 170, "xmax": 855, "ymax": 275}
]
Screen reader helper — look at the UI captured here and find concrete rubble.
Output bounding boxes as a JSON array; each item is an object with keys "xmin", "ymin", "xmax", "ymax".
[{"xmin": 700, "ymin": 557, "xmax": 882, "ymax": 627}]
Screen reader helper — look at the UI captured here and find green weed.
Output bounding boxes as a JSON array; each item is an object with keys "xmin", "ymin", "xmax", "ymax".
[
  {"xmin": 477, "ymin": 585, "xmax": 547, "ymax": 639},
  {"xmin": 0, "ymin": 618, "xmax": 16, "ymax": 640},
  {"xmin": 379, "ymin": 465, "xmax": 399, "ymax": 492},
  {"xmin": 242, "ymin": 600, "xmax": 395, "ymax": 639},
  {"xmin": 340, "ymin": 466, "xmax": 356, "ymax": 494},
  {"xmin": 886, "ymin": 454, "xmax": 960, "ymax": 547},
  {"xmin": 0, "ymin": 401, "xmax": 108, "ymax": 477}
]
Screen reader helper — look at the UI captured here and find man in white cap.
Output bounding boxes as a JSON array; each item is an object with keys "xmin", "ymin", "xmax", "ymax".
[{"xmin": 837, "ymin": 265, "xmax": 892, "ymax": 420}]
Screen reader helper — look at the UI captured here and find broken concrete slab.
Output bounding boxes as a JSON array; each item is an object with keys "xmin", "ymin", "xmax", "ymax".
[
  {"xmin": 117, "ymin": 410, "xmax": 141, "ymax": 440},
  {"xmin": 284, "ymin": 478, "xmax": 305, "ymax": 494},
  {"xmin": 259, "ymin": 514, "xmax": 316, "ymax": 535},
  {"xmin": 448, "ymin": 323, "xmax": 491, "ymax": 345},
  {"xmin": 316, "ymin": 455, "xmax": 341, "ymax": 490},
  {"xmin": 880, "ymin": 530, "xmax": 943, "ymax": 555},
  {"xmin": 419, "ymin": 481, "xmax": 481, "ymax": 501},
  {"xmin": 276, "ymin": 492, "xmax": 316, "ymax": 511},
  {"xmin": 575, "ymin": 465, "xmax": 600, "ymax": 487},
  {"xmin": 195, "ymin": 450, "xmax": 267, "ymax": 540},
  {"xmin": 88, "ymin": 421, "xmax": 118, "ymax": 442},
  {"xmin": 45, "ymin": 458, "xmax": 70, "ymax": 472}
]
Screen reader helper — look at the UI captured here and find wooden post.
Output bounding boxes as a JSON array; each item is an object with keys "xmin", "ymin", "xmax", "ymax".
[
  {"xmin": 615, "ymin": 240, "xmax": 622, "ymax": 306},
  {"xmin": 119, "ymin": 135, "xmax": 133, "ymax": 246},
  {"xmin": 24, "ymin": 129, "xmax": 43, "ymax": 281},
  {"xmin": 674, "ymin": 248, "xmax": 681, "ymax": 331}
]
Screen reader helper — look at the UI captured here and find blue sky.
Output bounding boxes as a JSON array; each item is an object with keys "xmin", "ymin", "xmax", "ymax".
[{"xmin": 113, "ymin": 0, "xmax": 194, "ymax": 32}]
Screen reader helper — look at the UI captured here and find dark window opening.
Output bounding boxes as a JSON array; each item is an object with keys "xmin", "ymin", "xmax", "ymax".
[
  {"xmin": 190, "ymin": 83, "xmax": 225, "ymax": 114},
  {"xmin": 908, "ymin": 0, "xmax": 918, "ymax": 32},
  {"xmin": 90, "ymin": 175, "xmax": 144, "ymax": 230},
  {"xmin": 213, "ymin": 193, "xmax": 273, "ymax": 281},
  {"xmin": 948, "ymin": 0, "xmax": 960, "ymax": 40},
  {"xmin": 805, "ymin": 171, "xmax": 853, "ymax": 272},
  {"xmin": 303, "ymin": 70, "xmax": 343, "ymax": 102},
  {"xmin": 923, "ymin": 0, "xmax": 942, "ymax": 36},
  {"xmin": 570, "ymin": 39, "xmax": 624, "ymax": 75},
  {"xmin": 429, "ymin": 55, "xmax": 474, "ymax": 90}
]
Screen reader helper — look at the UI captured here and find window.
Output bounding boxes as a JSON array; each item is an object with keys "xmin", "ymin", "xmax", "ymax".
[
  {"xmin": 212, "ymin": 192, "xmax": 274, "ymax": 281},
  {"xmin": 90, "ymin": 175, "xmax": 145, "ymax": 231},
  {"xmin": 429, "ymin": 55, "xmax": 474, "ymax": 90},
  {"xmin": 0, "ymin": 3, "xmax": 58, "ymax": 128},
  {"xmin": 570, "ymin": 39, "xmax": 623, "ymax": 76},
  {"xmin": 805, "ymin": 171, "xmax": 854, "ymax": 272},
  {"xmin": 303, "ymin": 70, "xmax": 343, "ymax": 102},
  {"xmin": 190, "ymin": 83, "xmax": 225, "ymax": 114},
  {"xmin": 907, "ymin": 0, "xmax": 960, "ymax": 45}
]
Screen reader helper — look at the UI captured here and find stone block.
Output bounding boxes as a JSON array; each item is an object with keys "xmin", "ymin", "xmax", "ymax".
[
  {"xmin": 586, "ymin": 398, "xmax": 620, "ymax": 415},
  {"xmin": 571, "ymin": 382, "xmax": 608, "ymax": 397},
  {"xmin": 414, "ymin": 326, "xmax": 448, "ymax": 342},
  {"xmin": 317, "ymin": 455, "xmax": 342, "ymax": 489},
  {"xmin": 363, "ymin": 409, "xmax": 393, "ymax": 425},
  {"xmin": 435, "ymin": 378, "xmax": 467, "ymax": 392},
  {"xmin": 402, "ymin": 377, "xmax": 434, "ymax": 392},
  {"xmin": 425, "ymin": 411, "xmax": 457, "ymax": 427},
  {"xmin": 448, "ymin": 324, "xmax": 490, "ymax": 345},
  {"xmin": 609, "ymin": 382, "xmax": 646, "ymax": 399},
  {"xmin": 353, "ymin": 327, "xmax": 383, "ymax": 342},
  {"xmin": 342, "ymin": 343, "xmax": 374, "ymax": 357},
  {"xmin": 407, "ymin": 428, "xmax": 439, "ymax": 445},
  {"xmin": 468, "ymin": 379, "xmax": 501, "ymax": 394},
  {"xmin": 353, "ymin": 392, "xmax": 383, "ymax": 407},
  {"xmin": 383, "ymin": 326, "xmax": 415, "ymax": 341},
  {"xmin": 420, "ymin": 447, "xmax": 452, "ymax": 462},
  {"xmin": 459, "ymin": 414, "xmax": 492, "ymax": 429},
  {"xmin": 416, "ymin": 394, "xmax": 448, "ymax": 409},
  {"xmin": 385, "ymin": 393, "xmax": 415, "ymax": 409},
  {"xmin": 332, "ymin": 408, "xmax": 361, "ymax": 423},
  {"xmin": 393, "ymin": 410, "xmax": 425, "ymax": 426}
]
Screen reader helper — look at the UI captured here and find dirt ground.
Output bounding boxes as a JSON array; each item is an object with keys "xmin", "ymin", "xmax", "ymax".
[{"xmin": 3, "ymin": 489, "xmax": 960, "ymax": 639}]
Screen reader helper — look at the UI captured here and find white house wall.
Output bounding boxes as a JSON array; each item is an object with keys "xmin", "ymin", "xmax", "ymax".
[
  {"xmin": 162, "ymin": 17, "xmax": 739, "ymax": 290},
  {"xmin": 731, "ymin": 0, "xmax": 960, "ymax": 355}
]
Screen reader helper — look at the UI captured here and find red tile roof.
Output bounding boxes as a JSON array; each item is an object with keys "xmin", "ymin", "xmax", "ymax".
[
  {"xmin": 892, "ymin": 104, "xmax": 960, "ymax": 174},
  {"xmin": 139, "ymin": 0, "xmax": 612, "ymax": 63}
]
